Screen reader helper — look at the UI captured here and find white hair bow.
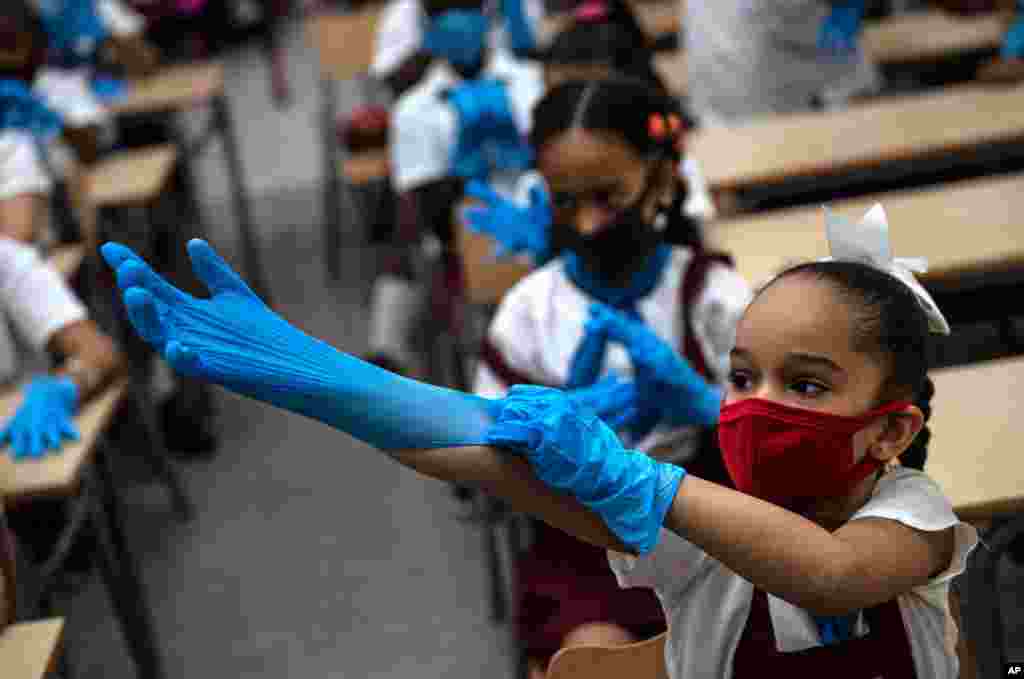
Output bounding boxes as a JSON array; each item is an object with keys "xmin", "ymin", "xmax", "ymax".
[{"xmin": 821, "ymin": 204, "xmax": 951, "ymax": 335}]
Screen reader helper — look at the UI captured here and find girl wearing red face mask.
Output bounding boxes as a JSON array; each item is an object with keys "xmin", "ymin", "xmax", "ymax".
[{"xmin": 102, "ymin": 203, "xmax": 976, "ymax": 677}]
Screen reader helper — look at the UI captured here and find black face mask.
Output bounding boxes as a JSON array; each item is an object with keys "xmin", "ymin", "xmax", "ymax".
[{"xmin": 555, "ymin": 167, "xmax": 668, "ymax": 287}]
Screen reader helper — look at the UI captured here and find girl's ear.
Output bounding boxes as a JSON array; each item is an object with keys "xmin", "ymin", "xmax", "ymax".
[{"xmin": 868, "ymin": 406, "xmax": 924, "ymax": 464}]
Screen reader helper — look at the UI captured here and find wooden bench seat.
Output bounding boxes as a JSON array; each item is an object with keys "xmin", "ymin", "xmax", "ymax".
[
  {"xmin": 110, "ymin": 63, "xmax": 225, "ymax": 117},
  {"xmin": 86, "ymin": 145, "xmax": 178, "ymax": 209},
  {"xmin": 0, "ymin": 618, "xmax": 64, "ymax": 679}
]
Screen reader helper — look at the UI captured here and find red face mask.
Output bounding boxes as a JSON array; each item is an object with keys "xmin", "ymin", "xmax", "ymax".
[{"xmin": 717, "ymin": 398, "xmax": 912, "ymax": 509}]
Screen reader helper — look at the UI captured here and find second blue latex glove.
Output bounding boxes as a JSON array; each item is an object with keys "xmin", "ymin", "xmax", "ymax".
[
  {"xmin": 37, "ymin": 0, "xmax": 111, "ymax": 64},
  {"xmin": 1002, "ymin": 4, "xmax": 1024, "ymax": 59},
  {"xmin": 101, "ymin": 239, "xmax": 502, "ymax": 452},
  {"xmin": 486, "ymin": 384, "xmax": 685, "ymax": 554},
  {"xmin": 462, "ymin": 179, "xmax": 551, "ymax": 265},
  {"xmin": 817, "ymin": 0, "xmax": 866, "ymax": 57},
  {"xmin": 0, "ymin": 80, "xmax": 63, "ymax": 141},
  {"xmin": 589, "ymin": 302, "xmax": 722, "ymax": 434},
  {"xmin": 0, "ymin": 376, "xmax": 80, "ymax": 460},
  {"xmin": 499, "ymin": 0, "xmax": 536, "ymax": 57}
]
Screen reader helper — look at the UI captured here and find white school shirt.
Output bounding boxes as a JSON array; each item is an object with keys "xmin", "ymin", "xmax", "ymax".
[
  {"xmin": 473, "ymin": 245, "xmax": 751, "ymax": 462},
  {"xmin": 0, "ymin": 131, "xmax": 53, "ymax": 200},
  {"xmin": 607, "ymin": 466, "xmax": 979, "ymax": 678},
  {"xmin": 683, "ymin": 0, "xmax": 881, "ymax": 125},
  {"xmin": 0, "ymin": 237, "xmax": 89, "ymax": 386},
  {"xmin": 370, "ymin": 0, "xmax": 545, "ymax": 79},
  {"xmin": 390, "ymin": 50, "xmax": 543, "ymax": 197}
]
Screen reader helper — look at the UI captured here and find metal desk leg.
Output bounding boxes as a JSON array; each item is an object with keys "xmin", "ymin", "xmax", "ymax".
[
  {"xmin": 322, "ymin": 76, "xmax": 342, "ymax": 280},
  {"xmin": 212, "ymin": 94, "xmax": 272, "ymax": 304},
  {"xmin": 89, "ymin": 451, "xmax": 165, "ymax": 679},
  {"xmin": 964, "ymin": 514, "xmax": 1024, "ymax": 679}
]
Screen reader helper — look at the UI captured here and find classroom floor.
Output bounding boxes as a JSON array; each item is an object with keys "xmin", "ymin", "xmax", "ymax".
[{"xmin": 51, "ymin": 15, "xmax": 1023, "ymax": 678}]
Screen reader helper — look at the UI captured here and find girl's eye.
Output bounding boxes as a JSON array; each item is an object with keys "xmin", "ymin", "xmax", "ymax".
[
  {"xmin": 790, "ymin": 380, "xmax": 828, "ymax": 397},
  {"xmin": 728, "ymin": 370, "xmax": 753, "ymax": 391}
]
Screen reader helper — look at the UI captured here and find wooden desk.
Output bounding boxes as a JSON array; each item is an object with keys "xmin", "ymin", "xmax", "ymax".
[
  {"xmin": 0, "ymin": 618, "xmax": 64, "ymax": 679},
  {"xmin": 0, "ymin": 379, "xmax": 129, "ymax": 502},
  {"xmin": 929, "ymin": 356, "xmax": 1024, "ymax": 522},
  {"xmin": 708, "ymin": 172, "xmax": 1024, "ymax": 289},
  {"xmin": 46, "ymin": 244, "xmax": 85, "ymax": 281},
  {"xmin": 109, "ymin": 63, "xmax": 225, "ymax": 117},
  {"xmin": 339, "ymin": 150, "xmax": 389, "ymax": 186},
  {"xmin": 455, "ymin": 201, "xmax": 532, "ymax": 306},
  {"xmin": 86, "ymin": 145, "xmax": 178, "ymax": 208},
  {"xmin": 863, "ymin": 9, "xmax": 1009, "ymax": 65},
  {"xmin": 654, "ymin": 52, "xmax": 687, "ymax": 97},
  {"xmin": 307, "ymin": 8, "xmax": 383, "ymax": 81},
  {"xmin": 547, "ymin": 632, "xmax": 667, "ymax": 679},
  {"xmin": 693, "ymin": 82, "xmax": 1024, "ymax": 193}
]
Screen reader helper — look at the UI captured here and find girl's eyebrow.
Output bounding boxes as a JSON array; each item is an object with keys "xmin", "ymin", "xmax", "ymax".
[{"xmin": 784, "ymin": 352, "xmax": 845, "ymax": 375}]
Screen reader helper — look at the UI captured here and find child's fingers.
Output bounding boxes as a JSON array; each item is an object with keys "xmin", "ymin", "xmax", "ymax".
[
  {"xmin": 123, "ymin": 287, "xmax": 169, "ymax": 349},
  {"xmin": 115, "ymin": 259, "xmax": 187, "ymax": 307},
  {"xmin": 187, "ymin": 239, "xmax": 257, "ymax": 299}
]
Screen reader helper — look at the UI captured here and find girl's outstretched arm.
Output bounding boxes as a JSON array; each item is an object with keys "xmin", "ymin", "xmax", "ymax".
[{"xmin": 100, "ymin": 239, "xmax": 629, "ymax": 552}]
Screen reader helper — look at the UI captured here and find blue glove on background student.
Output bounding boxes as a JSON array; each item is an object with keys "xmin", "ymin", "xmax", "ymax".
[
  {"xmin": 423, "ymin": 9, "xmax": 489, "ymax": 71},
  {"xmin": 0, "ymin": 376, "xmax": 80, "ymax": 460},
  {"xmin": 462, "ymin": 179, "xmax": 552, "ymax": 265},
  {"xmin": 589, "ymin": 303, "xmax": 722, "ymax": 433},
  {"xmin": 1002, "ymin": 1, "xmax": 1024, "ymax": 59},
  {"xmin": 499, "ymin": 0, "xmax": 536, "ymax": 57},
  {"xmin": 817, "ymin": 0, "xmax": 866, "ymax": 57},
  {"xmin": 37, "ymin": 0, "xmax": 110, "ymax": 65},
  {"xmin": 446, "ymin": 79, "xmax": 533, "ymax": 180},
  {"xmin": 486, "ymin": 384, "xmax": 685, "ymax": 554},
  {"xmin": 0, "ymin": 80, "xmax": 63, "ymax": 141}
]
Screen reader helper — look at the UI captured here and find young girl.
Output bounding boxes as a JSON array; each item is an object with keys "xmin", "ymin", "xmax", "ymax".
[
  {"xmin": 101, "ymin": 203, "xmax": 976, "ymax": 677},
  {"xmin": 469, "ymin": 78, "xmax": 750, "ymax": 675},
  {"xmin": 364, "ymin": 0, "xmax": 543, "ymax": 375}
]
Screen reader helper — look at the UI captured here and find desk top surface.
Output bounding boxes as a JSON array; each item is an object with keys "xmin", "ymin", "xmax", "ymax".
[
  {"xmin": 0, "ymin": 619, "xmax": 64, "ymax": 679},
  {"xmin": 709, "ymin": 172, "xmax": 1024, "ymax": 288},
  {"xmin": 87, "ymin": 145, "xmax": 178, "ymax": 208},
  {"xmin": 307, "ymin": 9, "xmax": 383, "ymax": 81},
  {"xmin": 111, "ymin": 62, "xmax": 224, "ymax": 116},
  {"xmin": 693, "ymin": 82, "xmax": 1024, "ymax": 191},
  {"xmin": 0, "ymin": 379, "xmax": 128, "ymax": 501},
  {"xmin": 929, "ymin": 356, "xmax": 1024, "ymax": 520}
]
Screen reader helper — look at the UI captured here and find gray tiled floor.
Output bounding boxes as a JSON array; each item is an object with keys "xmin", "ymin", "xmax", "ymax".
[{"xmin": 53, "ymin": 14, "xmax": 1023, "ymax": 678}]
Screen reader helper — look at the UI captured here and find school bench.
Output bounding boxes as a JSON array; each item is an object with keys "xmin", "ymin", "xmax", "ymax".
[
  {"xmin": 0, "ymin": 618, "xmax": 64, "ymax": 679},
  {"xmin": 691, "ymin": 81, "xmax": 1024, "ymax": 209}
]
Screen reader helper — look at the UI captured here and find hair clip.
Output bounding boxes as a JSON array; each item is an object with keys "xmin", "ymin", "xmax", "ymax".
[
  {"xmin": 822, "ymin": 204, "xmax": 951, "ymax": 334},
  {"xmin": 648, "ymin": 113, "xmax": 667, "ymax": 140}
]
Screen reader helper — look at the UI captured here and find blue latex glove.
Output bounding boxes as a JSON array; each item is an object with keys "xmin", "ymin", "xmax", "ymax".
[
  {"xmin": 101, "ymin": 239, "xmax": 504, "ymax": 452},
  {"xmin": 500, "ymin": 0, "xmax": 536, "ymax": 57},
  {"xmin": 817, "ymin": 0, "xmax": 866, "ymax": 57},
  {"xmin": 0, "ymin": 376, "xmax": 80, "ymax": 461},
  {"xmin": 1002, "ymin": 5, "xmax": 1024, "ymax": 59},
  {"xmin": 486, "ymin": 384, "xmax": 685, "ymax": 554},
  {"xmin": 589, "ymin": 302, "xmax": 722, "ymax": 436},
  {"xmin": 91, "ymin": 75, "xmax": 129, "ymax": 104},
  {"xmin": 565, "ymin": 373, "xmax": 642, "ymax": 431},
  {"xmin": 446, "ymin": 79, "xmax": 533, "ymax": 180},
  {"xmin": 37, "ymin": 0, "xmax": 111, "ymax": 65},
  {"xmin": 423, "ymin": 9, "xmax": 490, "ymax": 70},
  {"xmin": 0, "ymin": 80, "xmax": 63, "ymax": 141},
  {"xmin": 462, "ymin": 179, "xmax": 551, "ymax": 265}
]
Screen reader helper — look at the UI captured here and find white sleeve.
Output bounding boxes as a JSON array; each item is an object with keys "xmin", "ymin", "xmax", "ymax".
[
  {"xmin": 691, "ymin": 261, "xmax": 751, "ymax": 384},
  {"xmin": 370, "ymin": 0, "xmax": 424, "ymax": 78},
  {"xmin": 0, "ymin": 238, "xmax": 88, "ymax": 352},
  {"xmin": 607, "ymin": 528, "xmax": 709, "ymax": 598},
  {"xmin": 97, "ymin": 0, "xmax": 145, "ymax": 37},
  {"xmin": 390, "ymin": 96, "xmax": 453, "ymax": 192},
  {"xmin": 473, "ymin": 277, "xmax": 544, "ymax": 398},
  {"xmin": 33, "ymin": 69, "xmax": 109, "ymax": 128},
  {"xmin": 852, "ymin": 468, "xmax": 979, "ymax": 594},
  {"xmin": 0, "ymin": 132, "xmax": 53, "ymax": 200}
]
